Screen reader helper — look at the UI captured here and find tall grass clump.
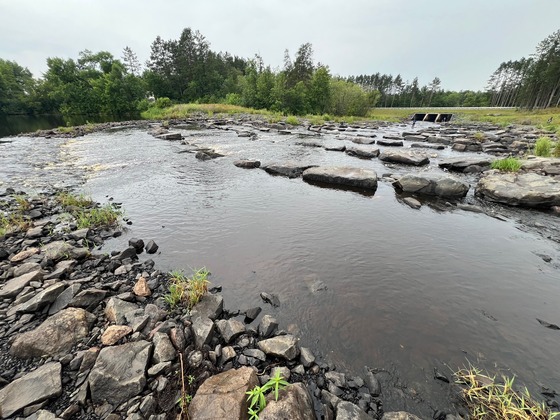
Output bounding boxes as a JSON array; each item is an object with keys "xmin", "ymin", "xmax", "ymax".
[
  {"xmin": 285, "ymin": 115, "xmax": 300, "ymax": 126},
  {"xmin": 534, "ymin": 137, "xmax": 553, "ymax": 157},
  {"xmin": 455, "ymin": 366, "xmax": 557, "ymax": 419},
  {"xmin": 57, "ymin": 191, "xmax": 93, "ymax": 208},
  {"xmin": 165, "ymin": 267, "xmax": 210, "ymax": 310},
  {"xmin": 491, "ymin": 157, "xmax": 522, "ymax": 172},
  {"xmin": 74, "ymin": 204, "xmax": 121, "ymax": 229}
]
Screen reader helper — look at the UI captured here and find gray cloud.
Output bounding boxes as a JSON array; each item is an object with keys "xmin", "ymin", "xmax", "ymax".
[{"xmin": 1, "ymin": 0, "xmax": 559, "ymax": 91}]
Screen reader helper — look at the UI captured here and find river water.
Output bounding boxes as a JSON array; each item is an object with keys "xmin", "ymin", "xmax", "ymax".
[{"xmin": 1, "ymin": 121, "xmax": 559, "ymax": 415}]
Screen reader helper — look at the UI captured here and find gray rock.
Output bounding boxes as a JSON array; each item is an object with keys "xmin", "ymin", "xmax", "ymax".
[
  {"xmin": 325, "ymin": 371, "xmax": 346, "ymax": 388},
  {"xmin": 351, "ymin": 137, "xmax": 376, "ymax": 145},
  {"xmin": 69, "ymin": 288, "xmax": 107, "ymax": 309},
  {"xmin": 259, "ymin": 383, "xmax": 316, "ymax": 420},
  {"xmin": 89, "ymin": 340, "xmax": 152, "ymax": 406},
  {"xmin": 382, "ymin": 412, "xmax": 423, "ymax": 420},
  {"xmin": 152, "ymin": 332, "xmax": 176, "ymax": 364},
  {"xmin": 379, "ymin": 151, "xmax": 429, "ymax": 166},
  {"xmin": 321, "ymin": 390, "xmax": 341, "ymax": 410},
  {"xmin": 156, "ymin": 132, "xmax": 182, "ymax": 140},
  {"xmin": 192, "ymin": 316, "xmax": 215, "ymax": 349},
  {"xmin": 439, "ymin": 157, "xmax": 493, "ymax": 172},
  {"xmin": 188, "ymin": 350, "xmax": 204, "ymax": 368},
  {"xmin": 302, "ymin": 167, "xmax": 378, "ymax": 190},
  {"xmin": 0, "ymin": 363, "xmax": 61, "ymax": 417},
  {"xmin": 0, "ymin": 270, "xmax": 43, "ymax": 299},
  {"xmin": 41, "ymin": 241, "xmax": 88, "ymax": 261},
  {"xmin": 13, "ymin": 262, "xmax": 42, "ymax": 278},
  {"xmin": 190, "ymin": 294, "xmax": 223, "ymax": 321},
  {"xmin": 410, "ymin": 142, "xmax": 445, "ymax": 150},
  {"xmin": 10, "ymin": 308, "xmax": 95, "ymax": 359},
  {"xmin": 345, "ymin": 146, "xmax": 380, "ymax": 159},
  {"xmin": 23, "ymin": 409, "xmax": 62, "ymax": 420},
  {"xmin": 48, "ymin": 283, "xmax": 82, "ymax": 315},
  {"xmin": 262, "ymin": 162, "xmax": 318, "ymax": 178},
  {"xmin": 364, "ymin": 369, "xmax": 381, "ymax": 396},
  {"xmin": 234, "ymin": 160, "xmax": 261, "ymax": 169},
  {"xmin": 105, "ymin": 297, "xmax": 139, "ymax": 325},
  {"xmin": 258, "ymin": 334, "xmax": 300, "ymax": 360},
  {"xmin": 337, "ymin": 401, "xmax": 373, "ymax": 419},
  {"xmin": 300, "ymin": 347, "xmax": 316, "ymax": 367},
  {"xmin": 188, "ymin": 367, "xmax": 258, "ymax": 420},
  {"xmin": 393, "ymin": 174, "xmax": 469, "ymax": 198},
  {"xmin": 476, "ymin": 172, "xmax": 560, "ymax": 207},
  {"xmin": 12, "ymin": 283, "xmax": 65, "ymax": 314},
  {"xmin": 243, "ymin": 348, "xmax": 266, "ymax": 361},
  {"xmin": 377, "ymin": 139, "xmax": 403, "ymax": 147},
  {"xmin": 402, "ymin": 197, "xmax": 422, "ymax": 209},
  {"xmin": 216, "ymin": 319, "xmax": 246, "ymax": 343},
  {"xmin": 260, "ymin": 292, "xmax": 280, "ymax": 307},
  {"xmin": 244, "ymin": 306, "xmax": 262, "ymax": 321},
  {"xmin": 144, "ymin": 240, "xmax": 159, "ymax": 254},
  {"xmin": 259, "ymin": 315, "xmax": 278, "ymax": 338},
  {"xmin": 221, "ymin": 346, "xmax": 236, "ymax": 364}
]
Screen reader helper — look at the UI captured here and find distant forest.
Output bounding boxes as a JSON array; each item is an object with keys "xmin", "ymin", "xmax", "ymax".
[{"xmin": 0, "ymin": 28, "xmax": 558, "ymax": 117}]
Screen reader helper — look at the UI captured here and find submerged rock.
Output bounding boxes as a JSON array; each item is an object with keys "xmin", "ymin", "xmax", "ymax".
[
  {"xmin": 234, "ymin": 159, "xmax": 261, "ymax": 169},
  {"xmin": 393, "ymin": 174, "xmax": 469, "ymax": 198},
  {"xmin": 302, "ymin": 166, "xmax": 378, "ymax": 190}
]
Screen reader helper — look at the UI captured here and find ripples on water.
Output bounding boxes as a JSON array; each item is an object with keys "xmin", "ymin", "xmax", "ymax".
[{"xmin": 2, "ymin": 124, "xmax": 560, "ymax": 413}]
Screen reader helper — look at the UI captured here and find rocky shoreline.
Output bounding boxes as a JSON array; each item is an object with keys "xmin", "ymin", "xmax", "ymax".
[{"xmin": 0, "ymin": 190, "xmax": 472, "ymax": 419}]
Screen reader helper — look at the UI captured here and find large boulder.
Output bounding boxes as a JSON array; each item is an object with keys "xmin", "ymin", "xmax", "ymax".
[
  {"xmin": 41, "ymin": 241, "xmax": 88, "ymax": 261},
  {"xmin": 393, "ymin": 174, "xmax": 469, "ymax": 198},
  {"xmin": 88, "ymin": 340, "xmax": 152, "ymax": 406},
  {"xmin": 189, "ymin": 367, "xmax": 258, "ymax": 420},
  {"xmin": 0, "ymin": 362, "xmax": 62, "ymax": 418},
  {"xmin": 258, "ymin": 334, "xmax": 300, "ymax": 360},
  {"xmin": 476, "ymin": 172, "xmax": 560, "ymax": 207},
  {"xmin": 10, "ymin": 308, "xmax": 95, "ymax": 359},
  {"xmin": 379, "ymin": 151, "xmax": 429, "ymax": 166},
  {"xmin": 262, "ymin": 162, "xmax": 318, "ymax": 178},
  {"xmin": 439, "ymin": 157, "xmax": 493, "ymax": 173},
  {"xmin": 302, "ymin": 167, "xmax": 378, "ymax": 190},
  {"xmin": 259, "ymin": 383, "xmax": 316, "ymax": 420}
]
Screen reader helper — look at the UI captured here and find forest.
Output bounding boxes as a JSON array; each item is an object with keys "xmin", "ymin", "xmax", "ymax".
[{"xmin": 0, "ymin": 28, "xmax": 558, "ymax": 117}]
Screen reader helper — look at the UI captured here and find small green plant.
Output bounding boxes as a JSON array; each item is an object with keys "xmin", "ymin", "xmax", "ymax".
[
  {"xmin": 74, "ymin": 204, "xmax": 121, "ymax": 229},
  {"xmin": 165, "ymin": 267, "xmax": 210, "ymax": 309},
  {"xmin": 0, "ymin": 213, "xmax": 30, "ymax": 237},
  {"xmin": 473, "ymin": 131, "xmax": 485, "ymax": 141},
  {"xmin": 285, "ymin": 115, "xmax": 300, "ymax": 126},
  {"xmin": 491, "ymin": 157, "xmax": 522, "ymax": 172},
  {"xmin": 13, "ymin": 195, "xmax": 30, "ymax": 211},
  {"xmin": 534, "ymin": 136, "xmax": 553, "ymax": 157},
  {"xmin": 57, "ymin": 191, "xmax": 93, "ymax": 208},
  {"xmin": 246, "ymin": 370, "xmax": 289, "ymax": 419},
  {"xmin": 455, "ymin": 365, "xmax": 557, "ymax": 419}
]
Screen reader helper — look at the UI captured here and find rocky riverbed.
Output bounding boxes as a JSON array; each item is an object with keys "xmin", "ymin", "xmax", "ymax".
[{"xmin": 2, "ymin": 115, "xmax": 560, "ymax": 419}]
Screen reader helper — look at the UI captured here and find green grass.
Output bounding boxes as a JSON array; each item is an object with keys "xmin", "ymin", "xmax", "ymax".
[
  {"xmin": 57, "ymin": 126, "xmax": 75, "ymax": 133},
  {"xmin": 0, "ymin": 212, "xmax": 30, "ymax": 237},
  {"xmin": 13, "ymin": 195, "xmax": 30, "ymax": 211},
  {"xmin": 455, "ymin": 366, "xmax": 557, "ymax": 420},
  {"xmin": 533, "ymin": 136, "xmax": 553, "ymax": 157},
  {"xmin": 56, "ymin": 191, "xmax": 93, "ymax": 208},
  {"xmin": 74, "ymin": 204, "xmax": 122, "ymax": 229},
  {"xmin": 141, "ymin": 103, "xmax": 272, "ymax": 120},
  {"xmin": 491, "ymin": 157, "xmax": 522, "ymax": 172},
  {"xmin": 285, "ymin": 115, "xmax": 300, "ymax": 126},
  {"xmin": 554, "ymin": 142, "xmax": 560, "ymax": 158},
  {"xmin": 165, "ymin": 267, "xmax": 210, "ymax": 310}
]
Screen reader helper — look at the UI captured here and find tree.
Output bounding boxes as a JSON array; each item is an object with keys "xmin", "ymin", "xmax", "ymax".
[
  {"xmin": 122, "ymin": 46, "xmax": 141, "ymax": 76},
  {"xmin": 0, "ymin": 59, "xmax": 38, "ymax": 114}
]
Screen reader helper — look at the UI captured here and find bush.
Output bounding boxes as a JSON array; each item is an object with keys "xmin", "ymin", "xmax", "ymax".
[
  {"xmin": 491, "ymin": 157, "xmax": 522, "ymax": 172},
  {"xmin": 155, "ymin": 97, "xmax": 172, "ymax": 109},
  {"xmin": 136, "ymin": 98, "xmax": 151, "ymax": 112},
  {"xmin": 285, "ymin": 115, "xmax": 300, "ymax": 125},
  {"xmin": 534, "ymin": 137, "xmax": 552, "ymax": 157}
]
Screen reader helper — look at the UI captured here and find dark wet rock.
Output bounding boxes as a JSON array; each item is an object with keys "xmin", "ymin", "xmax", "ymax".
[
  {"xmin": 325, "ymin": 371, "xmax": 346, "ymax": 388},
  {"xmin": 105, "ymin": 297, "xmax": 139, "ymax": 325},
  {"xmin": 48, "ymin": 283, "xmax": 81, "ymax": 315},
  {"xmin": 403, "ymin": 134, "xmax": 427, "ymax": 142},
  {"xmin": 114, "ymin": 246, "xmax": 137, "ymax": 261},
  {"xmin": 434, "ymin": 368, "xmax": 450, "ymax": 383},
  {"xmin": 393, "ymin": 174, "xmax": 469, "ymax": 198},
  {"xmin": 0, "ymin": 270, "xmax": 43, "ymax": 298},
  {"xmin": 439, "ymin": 157, "xmax": 493, "ymax": 173},
  {"xmin": 324, "ymin": 143, "xmax": 346, "ymax": 151},
  {"xmin": 216, "ymin": 318, "xmax": 246, "ymax": 343},
  {"xmin": 259, "ymin": 382, "xmax": 316, "ymax": 420},
  {"xmin": 41, "ymin": 241, "xmax": 88, "ymax": 261},
  {"xmin": 258, "ymin": 334, "xmax": 300, "ymax": 360},
  {"xmin": 303, "ymin": 167, "xmax": 378, "ymax": 190},
  {"xmin": 234, "ymin": 159, "xmax": 261, "ymax": 169},
  {"xmin": 145, "ymin": 240, "xmax": 159, "ymax": 254},
  {"xmin": 152, "ymin": 332, "xmax": 176, "ymax": 363},
  {"xmin": 189, "ymin": 367, "xmax": 258, "ymax": 420},
  {"xmin": 321, "ymin": 389, "xmax": 341, "ymax": 410},
  {"xmin": 262, "ymin": 162, "xmax": 318, "ymax": 178},
  {"xmin": 260, "ymin": 292, "xmax": 280, "ymax": 307},
  {"xmin": 156, "ymin": 132, "xmax": 182, "ymax": 140},
  {"xmin": 14, "ymin": 262, "xmax": 42, "ymax": 277},
  {"xmin": 476, "ymin": 172, "xmax": 560, "ymax": 208},
  {"xmin": 89, "ymin": 340, "xmax": 152, "ymax": 406},
  {"xmin": 377, "ymin": 139, "xmax": 403, "ymax": 147},
  {"xmin": 336, "ymin": 400, "xmax": 372, "ymax": 420},
  {"xmin": 382, "ymin": 412, "xmax": 423, "ymax": 420},
  {"xmin": 0, "ymin": 362, "xmax": 62, "ymax": 418},
  {"xmin": 364, "ymin": 368, "xmax": 381, "ymax": 396},
  {"xmin": 244, "ymin": 306, "xmax": 262, "ymax": 322},
  {"xmin": 12, "ymin": 283, "xmax": 65, "ymax": 314},
  {"xmin": 10, "ymin": 308, "xmax": 95, "ymax": 358},
  {"xmin": 402, "ymin": 197, "xmax": 422, "ymax": 209},
  {"xmin": 410, "ymin": 143, "xmax": 445, "ymax": 150},
  {"xmin": 537, "ymin": 318, "xmax": 560, "ymax": 330},
  {"xmin": 379, "ymin": 151, "xmax": 429, "ymax": 166},
  {"xmin": 128, "ymin": 238, "xmax": 145, "ymax": 253},
  {"xmin": 296, "ymin": 139, "xmax": 323, "ymax": 147},
  {"xmin": 300, "ymin": 347, "xmax": 316, "ymax": 367},
  {"xmin": 345, "ymin": 146, "xmax": 380, "ymax": 159},
  {"xmin": 192, "ymin": 316, "xmax": 215, "ymax": 349},
  {"xmin": 191, "ymin": 294, "xmax": 223, "ymax": 320},
  {"xmin": 196, "ymin": 150, "xmax": 224, "ymax": 160},
  {"xmin": 259, "ymin": 314, "xmax": 278, "ymax": 338},
  {"xmin": 69, "ymin": 288, "xmax": 107, "ymax": 309}
]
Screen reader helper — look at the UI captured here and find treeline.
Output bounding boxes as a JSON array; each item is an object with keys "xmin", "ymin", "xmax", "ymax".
[
  {"xmin": 488, "ymin": 30, "xmax": 560, "ymax": 108},
  {"xmin": 2, "ymin": 27, "xmax": 559, "ymax": 117}
]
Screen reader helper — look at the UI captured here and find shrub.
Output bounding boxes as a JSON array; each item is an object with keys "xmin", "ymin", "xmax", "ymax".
[
  {"xmin": 534, "ymin": 137, "xmax": 552, "ymax": 157},
  {"xmin": 57, "ymin": 191, "xmax": 93, "ymax": 208},
  {"xmin": 285, "ymin": 115, "xmax": 300, "ymax": 126},
  {"xmin": 136, "ymin": 98, "xmax": 151, "ymax": 112},
  {"xmin": 155, "ymin": 97, "xmax": 172, "ymax": 109},
  {"xmin": 491, "ymin": 157, "xmax": 522, "ymax": 172}
]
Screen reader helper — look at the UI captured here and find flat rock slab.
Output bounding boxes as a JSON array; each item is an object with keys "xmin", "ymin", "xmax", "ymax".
[
  {"xmin": 410, "ymin": 142, "xmax": 445, "ymax": 150},
  {"xmin": 393, "ymin": 174, "xmax": 469, "ymax": 198},
  {"xmin": 89, "ymin": 340, "xmax": 152, "ymax": 406},
  {"xmin": 303, "ymin": 167, "xmax": 378, "ymax": 191},
  {"xmin": 10, "ymin": 308, "xmax": 95, "ymax": 359},
  {"xmin": 233, "ymin": 160, "xmax": 261, "ymax": 169},
  {"xmin": 476, "ymin": 172, "xmax": 560, "ymax": 207},
  {"xmin": 377, "ymin": 139, "xmax": 403, "ymax": 147},
  {"xmin": 0, "ymin": 362, "xmax": 62, "ymax": 418},
  {"xmin": 189, "ymin": 367, "xmax": 258, "ymax": 420},
  {"xmin": 0, "ymin": 270, "xmax": 43, "ymax": 298},
  {"xmin": 260, "ymin": 383, "xmax": 315, "ymax": 420},
  {"xmin": 439, "ymin": 157, "xmax": 493, "ymax": 172},
  {"xmin": 41, "ymin": 241, "xmax": 88, "ymax": 261},
  {"xmin": 262, "ymin": 162, "xmax": 318, "ymax": 178},
  {"xmin": 379, "ymin": 150, "xmax": 429, "ymax": 166},
  {"xmin": 258, "ymin": 334, "xmax": 300, "ymax": 360},
  {"xmin": 345, "ymin": 146, "xmax": 380, "ymax": 159}
]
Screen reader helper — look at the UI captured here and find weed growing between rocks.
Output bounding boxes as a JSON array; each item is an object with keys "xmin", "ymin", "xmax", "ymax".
[
  {"xmin": 454, "ymin": 366, "xmax": 557, "ymax": 419},
  {"xmin": 74, "ymin": 204, "xmax": 122, "ymax": 229},
  {"xmin": 285, "ymin": 115, "xmax": 300, "ymax": 126},
  {"xmin": 165, "ymin": 267, "xmax": 210, "ymax": 310},
  {"xmin": 534, "ymin": 137, "xmax": 553, "ymax": 157},
  {"xmin": 491, "ymin": 157, "xmax": 523, "ymax": 172},
  {"xmin": 246, "ymin": 370, "xmax": 289, "ymax": 419},
  {"xmin": 56, "ymin": 191, "xmax": 93, "ymax": 208}
]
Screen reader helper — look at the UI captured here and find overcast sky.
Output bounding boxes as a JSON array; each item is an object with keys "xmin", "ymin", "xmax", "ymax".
[{"xmin": 1, "ymin": 0, "xmax": 559, "ymax": 91}]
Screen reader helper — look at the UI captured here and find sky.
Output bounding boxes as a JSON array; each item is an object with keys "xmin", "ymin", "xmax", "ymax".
[{"xmin": 1, "ymin": 0, "xmax": 559, "ymax": 91}]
